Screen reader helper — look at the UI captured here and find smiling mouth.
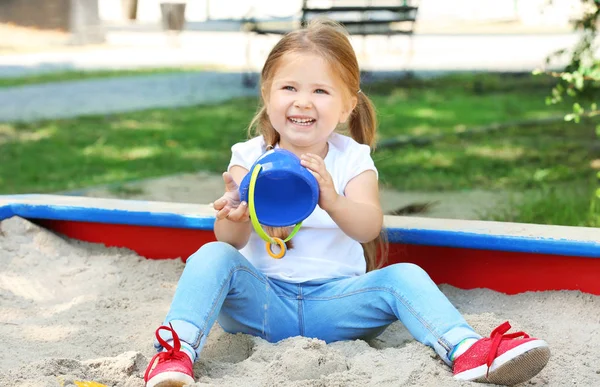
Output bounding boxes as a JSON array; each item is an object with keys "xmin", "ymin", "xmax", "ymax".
[{"xmin": 288, "ymin": 117, "xmax": 316, "ymax": 126}]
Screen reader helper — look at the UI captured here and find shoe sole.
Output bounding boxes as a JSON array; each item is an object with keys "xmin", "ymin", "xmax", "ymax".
[
  {"xmin": 146, "ymin": 371, "xmax": 195, "ymax": 387},
  {"xmin": 455, "ymin": 339, "xmax": 550, "ymax": 386}
]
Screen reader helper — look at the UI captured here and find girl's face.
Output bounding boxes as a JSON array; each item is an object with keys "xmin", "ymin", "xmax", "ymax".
[{"xmin": 264, "ymin": 52, "xmax": 356, "ymax": 154}]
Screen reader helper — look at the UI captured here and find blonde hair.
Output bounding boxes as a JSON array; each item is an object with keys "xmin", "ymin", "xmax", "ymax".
[{"xmin": 248, "ymin": 18, "xmax": 388, "ymax": 271}]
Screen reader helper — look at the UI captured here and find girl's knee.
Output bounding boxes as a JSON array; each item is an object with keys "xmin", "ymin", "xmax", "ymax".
[
  {"xmin": 378, "ymin": 262, "xmax": 433, "ymax": 284},
  {"xmin": 186, "ymin": 241, "xmax": 246, "ymax": 267},
  {"xmin": 192, "ymin": 241, "xmax": 238, "ymax": 256}
]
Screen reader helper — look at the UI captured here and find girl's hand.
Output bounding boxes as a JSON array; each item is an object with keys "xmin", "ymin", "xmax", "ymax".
[
  {"xmin": 212, "ymin": 172, "xmax": 250, "ymax": 222},
  {"xmin": 300, "ymin": 153, "xmax": 339, "ymax": 212}
]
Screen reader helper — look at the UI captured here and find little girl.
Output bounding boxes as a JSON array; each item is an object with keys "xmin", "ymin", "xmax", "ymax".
[{"xmin": 144, "ymin": 19, "xmax": 550, "ymax": 387}]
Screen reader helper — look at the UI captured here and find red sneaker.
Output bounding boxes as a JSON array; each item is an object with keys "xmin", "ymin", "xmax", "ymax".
[
  {"xmin": 453, "ymin": 321, "xmax": 550, "ymax": 386},
  {"xmin": 144, "ymin": 323, "xmax": 195, "ymax": 387}
]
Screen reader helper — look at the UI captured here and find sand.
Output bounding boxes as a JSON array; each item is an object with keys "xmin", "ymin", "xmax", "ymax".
[{"xmin": 1, "ymin": 215, "xmax": 599, "ymax": 387}]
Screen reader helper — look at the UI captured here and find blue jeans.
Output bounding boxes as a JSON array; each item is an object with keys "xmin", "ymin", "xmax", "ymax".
[{"xmin": 154, "ymin": 242, "xmax": 481, "ymax": 366}]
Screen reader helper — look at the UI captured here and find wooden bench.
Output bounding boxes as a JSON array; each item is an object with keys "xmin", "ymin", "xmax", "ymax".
[
  {"xmin": 242, "ymin": 1, "xmax": 420, "ymax": 86},
  {"xmin": 252, "ymin": 1, "xmax": 418, "ymax": 35}
]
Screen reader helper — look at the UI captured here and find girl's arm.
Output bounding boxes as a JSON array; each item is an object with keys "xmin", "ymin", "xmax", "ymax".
[
  {"xmin": 213, "ymin": 165, "xmax": 253, "ymax": 249},
  {"xmin": 300, "ymin": 153, "xmax": 383, "ymax": 243},
  {"xmin": 325, "ymin": 170, "xmax": 383, "ymax": 243}
]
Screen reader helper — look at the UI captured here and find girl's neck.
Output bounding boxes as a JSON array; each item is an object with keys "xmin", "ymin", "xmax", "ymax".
[{"xmin": 277, "ymin": 140, "xmax": 329, "ymax": 160}]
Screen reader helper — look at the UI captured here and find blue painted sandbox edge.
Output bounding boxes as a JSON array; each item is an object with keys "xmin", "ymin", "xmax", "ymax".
[
  {"xmin": 2, "ymin": 202, "xmax": 216, "ymax": 230},
  {"xmin": 386, "ymin": 229, "xmax": 599, "ymax": 259},
  {"xmin": 0, "ymin": 198, "xmax": 598, "ymax": 259},
  {"xmin": 0, "ymin": 204, "xmax": 13, "ymax": 222}
]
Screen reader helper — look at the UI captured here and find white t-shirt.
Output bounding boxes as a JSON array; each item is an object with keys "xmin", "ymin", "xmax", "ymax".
[{"xmin": 227, "ymin": 132, "xmax": 378, "ymax": 283}]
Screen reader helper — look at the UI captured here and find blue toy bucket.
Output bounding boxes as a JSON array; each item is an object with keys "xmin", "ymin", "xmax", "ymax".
[{"xmin": 239, "ymin": 149, "xmax": 319, "ymax": 228}]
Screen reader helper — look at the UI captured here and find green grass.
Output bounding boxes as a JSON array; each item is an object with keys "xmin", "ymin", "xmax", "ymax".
[
  {"xmin": 483, "ymin": 182, "xmax": 600, "ymax": 227},
  {"xmin": 0, "ymin": 98, "xmax": 257, "ymax": 193},
  {"xmin": 370, "ymin": 74, "xmax": 564, "ymax": 138},
  {"xmin": 0, "ymin": 67, "xmax": 209, "ymax": 88},
  {"xmin": 1, "ymin": 72, "xmax": 598, "ymax": 226},
  {"xmin": 374, "ymin": 121, "xmax": 597, "ymax": 191}
]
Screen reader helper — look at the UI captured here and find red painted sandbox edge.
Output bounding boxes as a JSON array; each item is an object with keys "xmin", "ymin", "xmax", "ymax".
[{"xmin": 37, "ymin": 219, "xmax": 600, "ymax": 296}]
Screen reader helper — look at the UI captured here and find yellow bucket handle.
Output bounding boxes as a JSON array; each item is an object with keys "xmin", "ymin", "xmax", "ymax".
[{"xmin": 247, "ymin": 164, "xmax": 302, "ymax": 258}]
